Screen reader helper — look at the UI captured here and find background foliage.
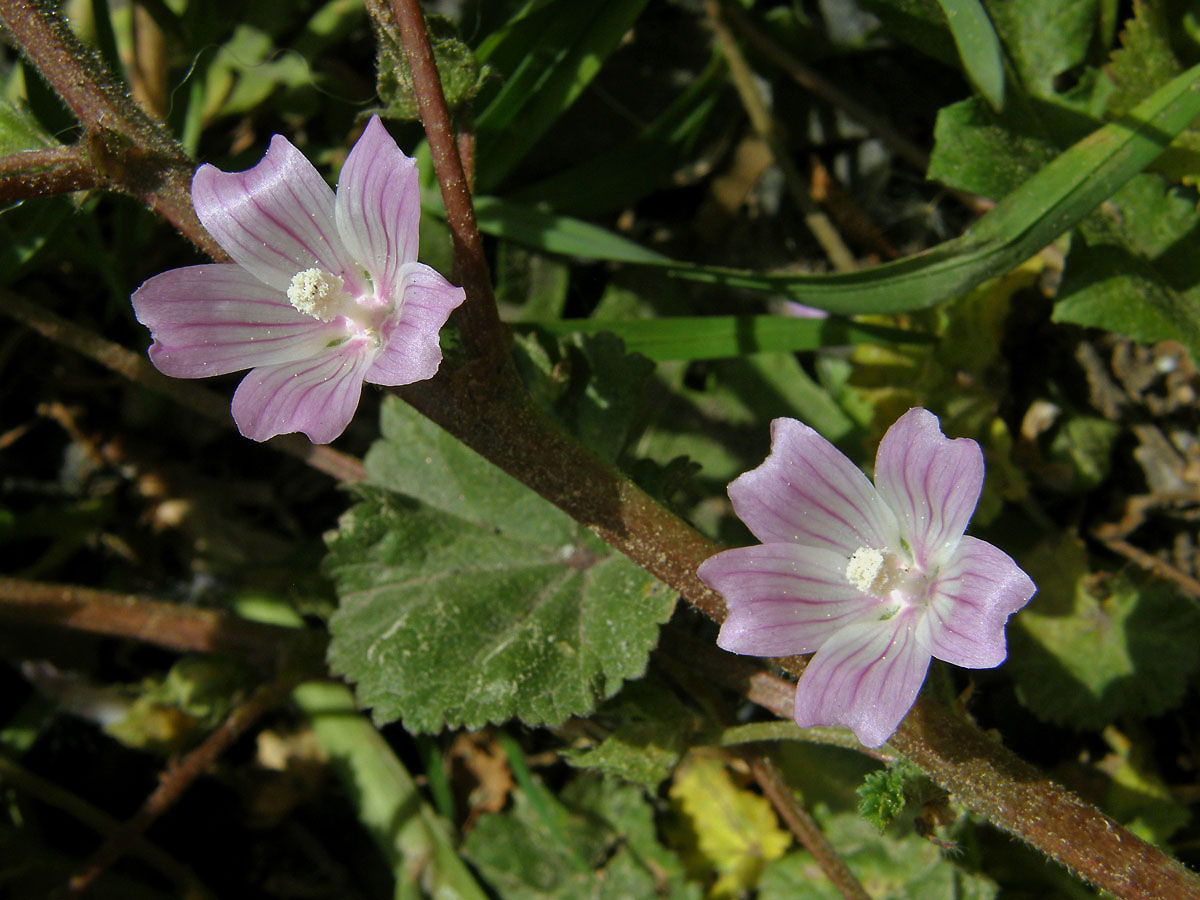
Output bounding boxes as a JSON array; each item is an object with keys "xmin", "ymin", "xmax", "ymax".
[{"xmin": 1, "ymin": 0, "xmax": 1200, "ymax": 897}]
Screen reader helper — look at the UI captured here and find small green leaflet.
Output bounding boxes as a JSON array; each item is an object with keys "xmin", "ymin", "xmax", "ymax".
[{"xmin": 325, "ymin": 397, "xmax": 674, "ymax": 732}]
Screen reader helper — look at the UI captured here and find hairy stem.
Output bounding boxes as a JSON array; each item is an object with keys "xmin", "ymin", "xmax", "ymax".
[
  {"xmin": 385, "ymin": 0, "xmax": 508, "ymax": 361},
  {"xmin": 0, "ymin": 145, "xmax": 100, "ymax": 200},
  {"xmin": 0, "ymin": 576, "xmax": 323, "ymax": 665},
  {"xmin": 66, "ymin": 675, "xmax": 297, "ymax": 896},
  {"xmin": 0, "ymin": 0, "xmax": 226, "ymax": 259}
]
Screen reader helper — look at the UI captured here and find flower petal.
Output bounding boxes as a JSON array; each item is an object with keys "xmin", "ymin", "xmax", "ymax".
[
  {"xmin": 701, "ymin": 543, "xmax": 879, "ymax": 657},
  {"xmin": 793, "ymin": 611, "xmax": 930, "ymax": 747},
  {"xmin": 728, "ymin": 418, "xmax": 899, "ymax": 556},
  {"xmin": 364, "ymin": 263, "xmax": 465, "ymax": 386},
  {"xmin": 919, "ymin": 536, "xmax": 1036, "ymax": 668},
  {"xmin": 132, "ymin": 264, "xmax": 338, "ymax": 377},
  {"xmin": 231, "ymin": 342, "xmax": 374, "ymax": 443},
  {"xmin": 334, "ymin": 117, "xmax": 420, "ymax": 299},
  {"xmin": 873, "ymin": 408, "xmax": 983, "ymax": 569},
  {"xmin": 192, "ymin": 136, "xmax": 363, "ymax": 294}
]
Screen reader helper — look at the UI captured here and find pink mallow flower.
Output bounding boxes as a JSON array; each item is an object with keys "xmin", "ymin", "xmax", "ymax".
[
  {"xmin": 697, "ymin": 408, "xmax": 1035, "ymax": 747},
  {"xmin": 132, "ymin": 117, "xmax": 465, "ymax": 443}
]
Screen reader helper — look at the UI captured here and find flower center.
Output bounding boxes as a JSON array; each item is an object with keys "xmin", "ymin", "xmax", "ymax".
[
  {"xmin": 287, "ymin": 268, "xmax": 360, "ymax": 324},
  {"xmin": 845, "ymin": 546, "xmax": 908, "ymax": 596}
]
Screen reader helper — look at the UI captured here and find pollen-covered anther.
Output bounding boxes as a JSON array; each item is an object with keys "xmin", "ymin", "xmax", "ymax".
[
  {"xmin": 287, "ymin": 268, "xmax": 356, "ymax": 322},
  {"xmin": 845, "ymin": 546, "xmax": 905, "ymax": 595}
]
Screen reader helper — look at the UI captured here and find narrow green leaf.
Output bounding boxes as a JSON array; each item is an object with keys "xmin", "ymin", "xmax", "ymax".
[
  {"xmin": 474, "ymin": 0, "xmax": 650, "ymax": 190},
  {"xmin": 517, "ymin": 316, "xmax": 931, "ymax": 361},
  {"xmin": 442, "ymin": 65, "xmax": 1200, "ymax": 319},
  {"xmin": 936, "ymin": 0, "xmax": 1004, "ymax": 110},
  {"xmin": 674, "ymin": 62, "xmax": 1200, "ymax": 313}
]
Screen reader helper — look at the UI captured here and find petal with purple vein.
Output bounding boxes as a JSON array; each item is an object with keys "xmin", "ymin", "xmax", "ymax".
[
  {"xmin": 918, "ymin": 535, "xmax": 1036, "ymax": 668},
  {"xmin": 702, "ymin": 543, "xmax": 879, "ymax": 656},
  {"xmin": 231, "ymin": 340, "xmax": 374, "ymax": 443},
  {"xmin": 192, "ymin": 136, "xmax": 363, "ymax": 294},
  {"xmin": 132, "ymin": 264, "xmax": 337, "ymax": 377},
  {"xmin": 364, "ymin": 263, "xmax": 465, "ymax": 386},
  {"xmin": 793, "ymin": 610, "xmax": 929, "ymax": 747},
  {"xmin": 728, "ymin": 417, "xmax": 898, "ymax": 556},
  {"xmin": 335, "ymin": 117, "xmax": 420, "ymax": 302},
  {"xmin": 874, "ymin": 408, "xmax": 983, "ymax": 570}
]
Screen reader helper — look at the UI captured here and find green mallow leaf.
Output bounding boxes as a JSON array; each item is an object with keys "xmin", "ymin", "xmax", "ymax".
[
  {"xmin": 1106, "ymin": 0, "xmax": 1182, "ymax": 117},
  {"xmin": 984, "ymin": 0, "xmax": 1097, "ymax": 99},
  {"xmin": 464, "ymin": 774, "xmax": 700, "ymax": 900},
  {"xmin": 927, "ymin": 94, "xmax": 1097, "ymax": 200},
  {"xmin": 562, "ymin": 676, "xmax": 697, "ymax": 789},
  {"xmin": 1010, "ymin": 536, "xmax": 1200, "ymax": 729},
  {"xmin": 325, "ymin": 398, "xmax": 673, "ymax": 732},
  {"xmin": 758, "ymin": 811, "xmax": 998, "ymax": 900},
  {"xmin": 1054, "ymin": 174, "xmax": 1200, "ymax": 362}
]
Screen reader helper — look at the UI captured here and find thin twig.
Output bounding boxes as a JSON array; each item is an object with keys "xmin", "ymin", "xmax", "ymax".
[
  {"xmin": 704, "ymin": 0, "xmax": 857, "ymax": 272},
  {"xmin": 66, "ymin": 675, "xmax": 298, "ymax": 896},
  {"xmin": 0, "ymin": 290, "xmax": 366, "ymax": 483},
  {"xmin": 0, "ymin": 0, "xmax": 225, "ymax": 259},
  {"xmin": 749, "ymin": 755, "xmax": 873, "ymax": 900},
  {"xmin": 0, "ymin": 576, "xmax": 323, "ymax": 664},
  {"xmin": 1097, "ymin": 536, "xmax": 1200, "ymax": 601},
  {"xmin": 0, "ymin": 755, "xmax": 216, "ymax": 899}
]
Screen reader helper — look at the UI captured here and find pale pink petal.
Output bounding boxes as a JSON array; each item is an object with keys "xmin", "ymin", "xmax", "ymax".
[
  {"xmin": 132, "ymin": 264, "xmax": 338, "ymax": 377},
  {"xmin": 334, "ymin": 117, "xmax": 420, "ymax": 299},
  {"xmin": 364, "ymin": 263, "xmax": 465, "ymax": 386},
  {"xmin": 793, "ymin": 611, "xmax": 929, "ymax": 747},
  {"xmin": 231, "ymin": 342, "xmax": 374, "ymax": 443},
  {"xmin": 729, "ymin": 418, "xmax": 899, "ymax": 556},
  {"xmin": 873, "ymin": 408, "xmax": 983, "ymax": 569},
  {"xmin": 918, "ymin": 536, "xmax": 1036, "ymax": 668},
  {"xmin": 701, "ymin": 544, "xmax": 879, "ymax": 656},
  {"xmin": 193, "ymin": 136, "xmax": 364, "ymax": 294}
]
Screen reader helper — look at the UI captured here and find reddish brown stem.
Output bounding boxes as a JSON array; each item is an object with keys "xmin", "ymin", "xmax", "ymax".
[
  {"xmin": 388, "ymin": 0, "xmax": 507, "ymax": 361},
  {"xmin": 749, "ymin": 755, "xmax": 873, "ymax": 900},
  {"xmin": 66, "ymin": 676, "xmax": 297, "ymax": 895},
  {"xmin": 0, "ymin": 145, "xmax": 101, "ymax": 199},
  {"xmin": 0, "ymin": 0, "xmax": 226, "ymax": 259},
  {"xmin": 0, "ymin": 576, "xmax": 320, "ymax": 663}
]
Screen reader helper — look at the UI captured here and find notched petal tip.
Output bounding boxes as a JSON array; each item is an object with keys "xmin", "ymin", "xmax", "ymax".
[
  {"xmin": 874, "ymin": 407, "xmax": 984, "ymax": 568},
  {"xmin": 726, "ymin": 416, "xmax": 897, "ymax": 555},
  {"xmin": 921, "ymin": 535, "xmax": 1036, "ymax": 669}
]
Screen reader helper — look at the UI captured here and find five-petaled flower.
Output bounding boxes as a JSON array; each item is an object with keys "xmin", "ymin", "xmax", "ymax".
[
  {"xmin": 697, "ymin": 408, "xmax": 1035, "ymax": 747},
  {"xmin": 132, "ymin": 116, "xmax": 465, "ymax": 443}
]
